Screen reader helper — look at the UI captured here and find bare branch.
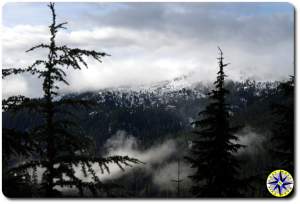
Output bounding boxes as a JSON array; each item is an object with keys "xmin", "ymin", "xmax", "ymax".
[
  {"xmin": 55, "ymin": 22, "xmax": 68, "ymax": 30},
  {"xmin": 26, "ymin": 43, "xmax": 50, "ymax": 52}
]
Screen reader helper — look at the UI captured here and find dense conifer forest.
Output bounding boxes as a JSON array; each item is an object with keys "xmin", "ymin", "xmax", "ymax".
[{"xmin": 2, "ymin": 2, "xmax": 294, "ymax": 198}]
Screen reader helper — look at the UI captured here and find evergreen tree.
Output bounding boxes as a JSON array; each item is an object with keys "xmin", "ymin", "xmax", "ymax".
[
  {"xmin": 2, "ymin": 118, "xmax": 35, "ymax": 197},
  {"xmin": 2, "ymin": 2, "xmax": 141, "ymax": 197},
  {"xmin": 185, "ymin": 47, "xmax": 244, "ymax": 197},
  {"xmin": 270, "ymin": 76, "xmax": 294, "ymax": 173}
]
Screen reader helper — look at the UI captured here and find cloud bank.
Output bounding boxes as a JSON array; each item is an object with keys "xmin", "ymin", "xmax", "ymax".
[{"xmin": 2, "ymin": 3, "xmax": 294, "ymax": 98}]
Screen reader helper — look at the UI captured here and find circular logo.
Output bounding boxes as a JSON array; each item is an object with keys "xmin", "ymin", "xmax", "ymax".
[{"xmin": 266, "ymin": 169, "xmax": 294, "ymax": 197}]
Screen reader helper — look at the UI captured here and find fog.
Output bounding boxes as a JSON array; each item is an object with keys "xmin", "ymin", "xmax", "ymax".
[{"xmin": 25, "ymin": 127, "xmax": 270, "ymax": 195}]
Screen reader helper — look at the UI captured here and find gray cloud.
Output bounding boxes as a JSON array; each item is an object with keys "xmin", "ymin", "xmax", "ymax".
[
  {"xmin": 2, "ymin": 3, "xmax": 294, "ymax": 98},
  {"xmin": 82, "ymin": 3, "xmax": 293, "ymax": 45}
]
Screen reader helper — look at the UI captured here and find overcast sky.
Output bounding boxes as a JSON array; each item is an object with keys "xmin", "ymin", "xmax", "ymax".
[{"xmin": 2, "ymin": 2, "xmax": 294, "ymax": 98}]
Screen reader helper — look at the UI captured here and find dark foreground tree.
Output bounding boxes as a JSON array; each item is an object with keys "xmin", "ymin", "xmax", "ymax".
[
  {"xmin": 185, "ymin": 48, "xmax": 244, "ymax": 197},
  {"xmin": 270, "ymin": 76, "xmax": 294, "ymax": 174},
  {"xmin": 2, "ymin": 119, "xmax": 36, "ymax": 197},
  {"xmin": 2, "ymin": 2, "xmax": 141, "ymax": 197}
]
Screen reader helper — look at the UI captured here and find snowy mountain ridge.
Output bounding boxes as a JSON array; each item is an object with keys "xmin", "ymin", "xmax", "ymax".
[{"xmin": 63, "ymin": 75, "xmax": 279, "ymax": 110}]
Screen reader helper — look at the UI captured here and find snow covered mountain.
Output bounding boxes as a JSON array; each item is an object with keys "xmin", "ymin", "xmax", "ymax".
[
  {"xmin": 65, "ymin": 74, "xmax": 211, "ymax": 110},
  {"xmin": 63, "ymin": 74, "xmax": 278, "ymax": 112}
]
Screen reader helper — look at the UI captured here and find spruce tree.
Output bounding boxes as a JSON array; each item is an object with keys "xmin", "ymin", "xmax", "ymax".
[
  {"xmin": 2, "ymin": 107, "xmax": 35, "ymax": 197},
  {"xmin": 270, "ymin": 76, "xmax": 294, "ymax": 173},
  {"xmin": 2, "ymin": 2, "xmax": 141, "ymax": 197},
  {"xmin": 185, "ymin": 47, "xmax": 244, "ymax": 197}
]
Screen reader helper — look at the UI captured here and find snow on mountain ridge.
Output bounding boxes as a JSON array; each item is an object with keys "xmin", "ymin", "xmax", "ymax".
[
  {"xmin": 90, "ymin": 75, "xmax": 208, "ymax": 108},
  {"xmin": 64, "ymin": 76, "xmax": 278, "ymax": 110}
]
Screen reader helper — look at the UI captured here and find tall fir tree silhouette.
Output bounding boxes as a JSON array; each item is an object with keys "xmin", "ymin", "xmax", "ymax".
[
  {"xmin": 2, "ymin": 2, "xmax": 141, "ymax": 197},
  {"xmin": 270, "ymin": 76, "xmax": 294, "ymax": 174},
  {"xmin": 185, "ymin": 47, "xmax": 244, "ymax": 197}
]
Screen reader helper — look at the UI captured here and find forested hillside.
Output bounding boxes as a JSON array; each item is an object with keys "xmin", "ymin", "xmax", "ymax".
[{"xmin": 3, "ymin": 76, "xmax": 293, "ymax": 197}]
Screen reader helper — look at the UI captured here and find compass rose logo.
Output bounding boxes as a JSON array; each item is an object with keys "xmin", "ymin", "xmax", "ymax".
[{"xmin": 266, "ymin": 169, "xmax": 294, "ymax": 197}]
